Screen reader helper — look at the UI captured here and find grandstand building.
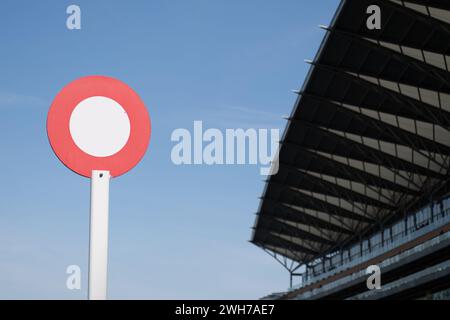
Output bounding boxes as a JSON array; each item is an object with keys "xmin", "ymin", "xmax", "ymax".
[{"xmin": 251, "ymin": 0, "xmax": 450, "ymax": 300}]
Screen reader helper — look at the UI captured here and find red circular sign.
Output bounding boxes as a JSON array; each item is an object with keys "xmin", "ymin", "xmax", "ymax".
[{"xmin": 47, "ymin": 75, "xmax": 151, "ymax": 178}]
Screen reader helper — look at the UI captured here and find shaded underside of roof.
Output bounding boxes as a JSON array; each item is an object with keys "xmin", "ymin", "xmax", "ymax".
[{"xmin": 251, "ymin": 0, "xmax": 450, "ymax": 266}]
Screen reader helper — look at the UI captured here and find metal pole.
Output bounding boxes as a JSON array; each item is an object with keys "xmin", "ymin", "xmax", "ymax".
[
  {"xmin": 88, "ymin": 170, "xmax": 110, "ymax": 300},
  {"xmin": 290, "ymin": 273, "xmax": 293, "ymax": 289}
]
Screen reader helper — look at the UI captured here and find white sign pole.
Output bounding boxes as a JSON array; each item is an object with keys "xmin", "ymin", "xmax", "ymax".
[
  {"xmin": 88, "ymin": 170, "xmax": 111, "ymax": 300},
  {"xmin": 47, "ymin": 76, "xmax": 151, "ymax": 300}
]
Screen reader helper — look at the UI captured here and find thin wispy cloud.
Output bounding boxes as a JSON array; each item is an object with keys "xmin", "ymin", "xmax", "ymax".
[
  {"xmin": 211, "ymin": 105, "xmax": 285, "ymax": 129},
  {"xmin": 0, "ymin": 92, "xmax": 46, "ymax": 108},
  {"xmin": 226, "ymin": 106, "xmax": 282, "ymax": 119}
]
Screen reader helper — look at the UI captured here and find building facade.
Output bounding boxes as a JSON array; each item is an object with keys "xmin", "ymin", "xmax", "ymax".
[{"xmin": 251, "ymin": 0, "xmax": 450, "ymax": 300}]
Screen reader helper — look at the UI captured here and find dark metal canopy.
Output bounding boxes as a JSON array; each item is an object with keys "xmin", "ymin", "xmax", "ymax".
[{"xmin": 251, "ymin": 0, "xmax": 450, "ymax": 267}]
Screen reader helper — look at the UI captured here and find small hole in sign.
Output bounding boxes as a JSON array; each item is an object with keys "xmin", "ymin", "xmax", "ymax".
[{"xmin": 99, "ymin": 173, "xmax": 103, "ymax": 178}]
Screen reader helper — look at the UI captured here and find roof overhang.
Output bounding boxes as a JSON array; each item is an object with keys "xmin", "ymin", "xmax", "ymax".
[{"xmin": 251, "ymin": 0, "xmax": 450, "ymax": 266}]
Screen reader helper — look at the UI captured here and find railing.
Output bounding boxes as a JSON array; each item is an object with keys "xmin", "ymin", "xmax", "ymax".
[
  {"xmin": 289, "ymin": 205, "xmax": 450, "ymax": 292},
  {"xmin": 290, "ymin": 223, "xmax": 450, "ymax": 299},
  {"xmin": 349, "ymin": 259, "xmax": 450, "ymax": 300}
]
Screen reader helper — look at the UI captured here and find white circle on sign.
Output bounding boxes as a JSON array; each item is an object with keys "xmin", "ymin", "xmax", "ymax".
[{"xmin": 69, "ymin": 96, "xmax": 131, "ymax": 157}]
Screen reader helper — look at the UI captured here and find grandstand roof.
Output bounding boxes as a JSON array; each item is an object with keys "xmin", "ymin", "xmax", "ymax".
[{"xmin": 251, "ymin": 0, "xmax": 450, "ymax": 266}]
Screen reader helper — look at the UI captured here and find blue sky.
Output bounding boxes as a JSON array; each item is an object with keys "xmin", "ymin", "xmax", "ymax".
[{"xmin": 0, "ymin": 0, "xmax": 339, "ymax": 299}]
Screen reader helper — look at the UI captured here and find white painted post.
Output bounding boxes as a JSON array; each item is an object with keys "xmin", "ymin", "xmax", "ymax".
[{"xmin": 88, "ymin": 170, "xmax": 110, "ymax": 300}]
